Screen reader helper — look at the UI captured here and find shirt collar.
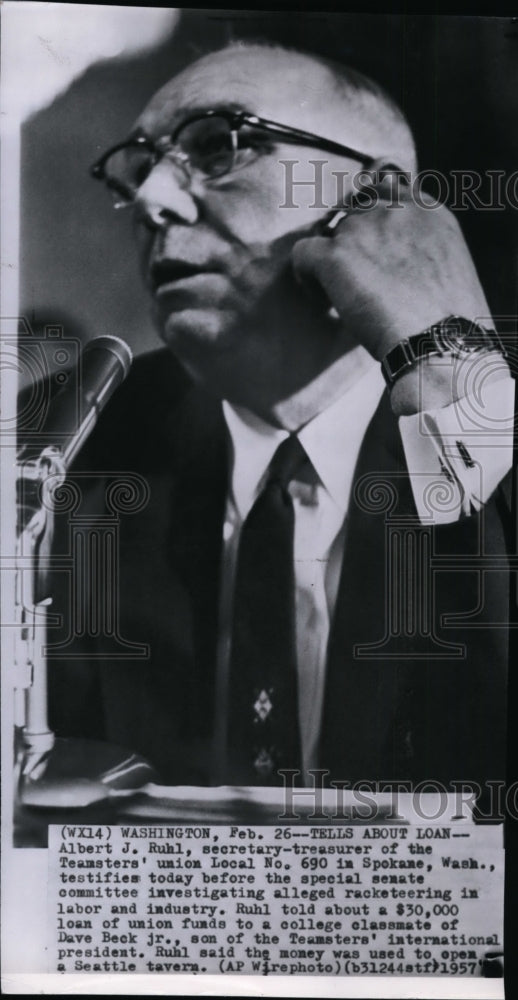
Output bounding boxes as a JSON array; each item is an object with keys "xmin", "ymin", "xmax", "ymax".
[
  {"xmin": 223, "ymin": 361, "xmax": 386, "ymax": 519},
  {"xmin": 222, "ymin": 401, "xmax": 286, "ymax": 518}
]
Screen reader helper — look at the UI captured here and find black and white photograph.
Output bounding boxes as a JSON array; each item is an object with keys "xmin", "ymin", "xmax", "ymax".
[{"xmin": 1, "ymin": 5, "xmax": 517, "ymax": 996}]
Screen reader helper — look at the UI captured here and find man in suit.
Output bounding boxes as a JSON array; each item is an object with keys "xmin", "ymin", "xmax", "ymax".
[{"xmin": 47, "ymin": 43, "xmax": 513, "ymax": 792}]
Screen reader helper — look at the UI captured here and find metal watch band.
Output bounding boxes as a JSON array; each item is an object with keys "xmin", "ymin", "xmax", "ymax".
[{"xmin": 381, "ymin": 317, "xmax": 506, "ymax": 388}]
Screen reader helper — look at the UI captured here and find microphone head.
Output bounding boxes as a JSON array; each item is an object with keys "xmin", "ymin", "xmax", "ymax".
[
  {"xmin": 17, "ymin": 334, "xmax": 134, "ymax": 470},
  {"xmin": 82, "ymin": 335, "xmax": 133, "ymax": 380}
]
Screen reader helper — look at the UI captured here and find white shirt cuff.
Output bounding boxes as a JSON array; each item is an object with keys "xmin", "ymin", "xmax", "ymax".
[{"xmin": 399, "ymin": 375, "xmax": 515, "ymax": 524}]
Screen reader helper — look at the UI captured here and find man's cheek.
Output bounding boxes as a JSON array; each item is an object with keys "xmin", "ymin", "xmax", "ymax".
[
  {"xmin": 227, "ymin": 235, "xmax": 296, "ymax": 300},
  {"xmin": 219, "ymin": 178, "xmax": 316, "ymax": 243}
]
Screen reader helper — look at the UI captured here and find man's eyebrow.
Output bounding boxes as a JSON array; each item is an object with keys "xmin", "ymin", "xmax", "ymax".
[
  {"xmin": 164, "ymin": 100, "xmax": 251, "ymax": 134},
  {"xmin": 129, "ymin": 101, "xmax": 252, "ymax": 144}
]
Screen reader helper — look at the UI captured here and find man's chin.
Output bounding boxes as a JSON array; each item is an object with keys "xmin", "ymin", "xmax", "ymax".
[{"xmin": 159, "ymin": 307, "xmax": 239, "ymax": 356}]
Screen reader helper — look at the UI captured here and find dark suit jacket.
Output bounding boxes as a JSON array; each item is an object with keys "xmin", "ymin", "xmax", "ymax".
[{"xmin": 43, "ymin": 348, "xmax": 510, "ymax": 789}]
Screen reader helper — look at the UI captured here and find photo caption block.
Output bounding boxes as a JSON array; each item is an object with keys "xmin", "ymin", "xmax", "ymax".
[{"xmin": 48, "ymin": 823, "xmax": 503, "ymax": 977}]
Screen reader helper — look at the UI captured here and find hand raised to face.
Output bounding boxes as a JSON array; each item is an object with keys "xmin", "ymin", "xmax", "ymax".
[{"xmin": 291, "ymin": 164, "xmax": 491, "ymax": 363}]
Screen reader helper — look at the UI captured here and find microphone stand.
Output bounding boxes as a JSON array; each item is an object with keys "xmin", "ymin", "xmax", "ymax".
[
  {"xmin": 15, "ymin": 447, "xmax": 61, "ymax": 778},
  {"xmin": 14, "ymin": 445, "xmax": 156, "ymax": 825}
]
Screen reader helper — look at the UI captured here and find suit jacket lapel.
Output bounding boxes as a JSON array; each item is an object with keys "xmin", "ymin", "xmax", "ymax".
[{"xmin": 167, "ymin": 384, "xmax": 229, "ymax": 737}]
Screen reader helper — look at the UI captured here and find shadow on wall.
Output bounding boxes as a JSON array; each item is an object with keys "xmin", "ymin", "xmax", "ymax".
[
  {"xmin": 20, "ymin": 12, "xmax": 228, "ymax": 362},
  {"xmin": 20, "ymin": 11, "xmax": 517, "ymax": 363}
]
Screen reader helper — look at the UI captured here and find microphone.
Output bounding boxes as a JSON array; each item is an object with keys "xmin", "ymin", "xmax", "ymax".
[
  {"xmin": 18, "ymin": 335, "xmax": 133, "ymax": 468},
  {"xmin": 13, "ymin": 334, "xmax": 158, "ymax": 814}
]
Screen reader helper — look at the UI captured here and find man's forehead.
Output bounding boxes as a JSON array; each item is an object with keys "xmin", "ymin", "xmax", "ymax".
[{"xmin": 137, "ymin": 46, "xmax": 338, "ymax": 136}]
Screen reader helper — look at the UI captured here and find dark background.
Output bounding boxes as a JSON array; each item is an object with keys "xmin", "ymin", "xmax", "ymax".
[{"xmin": 20, "ymin": 11, "xmax": 518, "ymax": 358}]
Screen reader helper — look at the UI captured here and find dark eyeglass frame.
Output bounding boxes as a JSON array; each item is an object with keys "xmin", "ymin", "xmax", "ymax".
[{"xmin": 90, "ymin": 107, "xmax": 375, "ymax": 202}]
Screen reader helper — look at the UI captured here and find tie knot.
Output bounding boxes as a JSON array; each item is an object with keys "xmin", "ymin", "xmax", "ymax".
[{"xmin": 268, "ymin": 435, "xmax": 310, "ymax": 489}]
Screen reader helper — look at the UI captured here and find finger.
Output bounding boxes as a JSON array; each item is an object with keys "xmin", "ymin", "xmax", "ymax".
[
  {"xmin": 291, "ymin": 235, "xmax": 337, "ymax": 311},
  {"xmin": 321, "ymin": 209, "xmax": 350, "ymax": 235},
  {"xmin": 292, "ymin": 235, "xmax": 329, "ymax": 278},
  {"xmin": 320, "ymin": 159, "xmax": 412, "ymax": 235}
]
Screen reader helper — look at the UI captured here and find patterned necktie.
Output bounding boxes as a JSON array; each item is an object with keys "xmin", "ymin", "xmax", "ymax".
[{"xmin": 226, "ymin": 435, "xmax": 312, "ymax": 784}]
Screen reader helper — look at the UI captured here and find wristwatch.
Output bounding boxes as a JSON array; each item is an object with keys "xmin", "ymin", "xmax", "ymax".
[{"xmin": 381, "ymin": 316, "xmax": 507, "ymax": 388}]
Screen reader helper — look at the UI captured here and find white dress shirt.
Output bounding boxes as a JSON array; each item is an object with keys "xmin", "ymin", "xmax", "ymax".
[{"xmin": 215, "ymin": 359, "xmax": 514, "ymax": 781}]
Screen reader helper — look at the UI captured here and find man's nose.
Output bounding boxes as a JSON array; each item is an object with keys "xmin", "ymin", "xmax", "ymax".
[{"xmin": 135, "ymin": 158, "xmax": 199, "ymax": 229}]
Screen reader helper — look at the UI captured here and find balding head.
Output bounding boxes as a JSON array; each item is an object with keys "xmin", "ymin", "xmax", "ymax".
[{"xmin": 221, "ymin": 42, "xmax": 417, "ymax": 171}]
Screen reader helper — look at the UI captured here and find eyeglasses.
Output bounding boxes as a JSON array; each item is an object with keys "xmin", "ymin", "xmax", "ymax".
[{"xmin": 90, "ymin": 108, "xmax": 375, "ymax": 208}]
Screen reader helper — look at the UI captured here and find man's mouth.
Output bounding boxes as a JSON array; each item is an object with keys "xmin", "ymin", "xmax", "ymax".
[{"xmin": 151, "ymin": 260, "xmax": 216, "ymax": 294}]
